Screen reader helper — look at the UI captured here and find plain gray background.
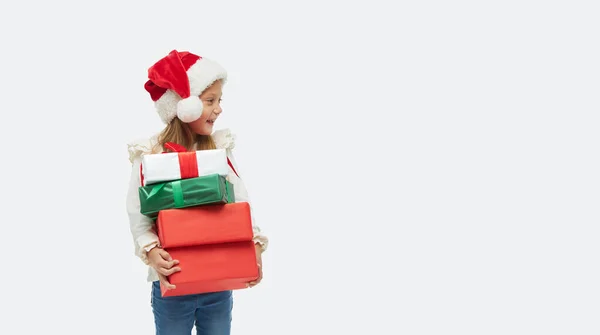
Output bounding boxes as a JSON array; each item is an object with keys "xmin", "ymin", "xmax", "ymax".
[{"xmin": 1, "ymin": 0, "xmax": 598, "ymax": 334}]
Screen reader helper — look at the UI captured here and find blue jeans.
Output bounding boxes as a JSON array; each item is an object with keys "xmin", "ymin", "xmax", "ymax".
[{"xmin": 151, "ymin": 281, "xmax": 233, "ymax": 335}]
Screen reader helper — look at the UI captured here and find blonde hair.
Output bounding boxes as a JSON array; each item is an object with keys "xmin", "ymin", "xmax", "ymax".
[{"xmin": 153, "ymin": 118, "xmax": 216, "ymax": 153}]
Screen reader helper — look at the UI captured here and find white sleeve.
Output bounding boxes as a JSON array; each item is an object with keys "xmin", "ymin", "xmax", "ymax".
[
  {"xmin": 226, "ymin": 149, "xmax": 269, "ymax": 252},
  {"xmin": 126, "ymin": 157, "xmax": 160, "ymax": 264}
]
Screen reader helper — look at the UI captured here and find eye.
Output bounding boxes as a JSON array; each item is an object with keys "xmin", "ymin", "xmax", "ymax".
[{"xmin": 204, "ymin": 98, "xmax": 222, "ymax": 105}]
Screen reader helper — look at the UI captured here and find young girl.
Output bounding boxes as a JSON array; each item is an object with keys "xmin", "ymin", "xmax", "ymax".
[{"xmin": 126, "ymin": 49, "xmax": 268, "ymax": 335}]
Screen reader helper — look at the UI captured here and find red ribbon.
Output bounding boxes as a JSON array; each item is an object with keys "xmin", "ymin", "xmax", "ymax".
[
  {"xmin": 227, "ymin": 159, "xmax": 239, "ymax": 178},
  {"xmin": 164, "ymin": 142, "xmax": 187, "ymax": 153},
  {"xmin": 177, "ymin": 152, "xmax": 199, "ymax": 179},
  {"xmin": 164, "ymin": 142, "xmax": 198, "ymax": 179}
]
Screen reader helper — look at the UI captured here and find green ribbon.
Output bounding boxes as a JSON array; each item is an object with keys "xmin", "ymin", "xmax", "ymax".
[
  {"xmin": 226, "ymin": 182, "xmax": 234, "ymax": 203},
  {"xmin": 144, "ymin": 183, "xmax": 165, "ymax": 198},
  {"xmin": 172, "ymin": 181, "xmax": 184, "ymax": 207},
  {"xmin": 142, "ymin": 180, "xmax": 184, "ymax": 207}
]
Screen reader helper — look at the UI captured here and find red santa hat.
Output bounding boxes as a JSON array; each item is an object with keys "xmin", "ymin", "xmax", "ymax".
[{"xmin": 144, "ymin": 50, "xmax": 227, "ymax": 124}]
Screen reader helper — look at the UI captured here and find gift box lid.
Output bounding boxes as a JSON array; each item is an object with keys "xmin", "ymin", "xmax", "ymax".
[{"xmin": 157, "ymin": 202, "xmax": 253, "ymax": 248}]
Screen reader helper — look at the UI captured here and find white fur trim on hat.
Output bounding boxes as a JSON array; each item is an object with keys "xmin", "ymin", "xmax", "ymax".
[
  {"xmin": 154, "ymin": 57, "xmax": 227, "ymax": 124},
  {"xmin": 187, "ymin": 58, "xmax": 227, "ymax": 96}
]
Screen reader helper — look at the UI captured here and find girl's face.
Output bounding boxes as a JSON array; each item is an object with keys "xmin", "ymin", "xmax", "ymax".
[{"xmin": 188, "ymin": 80, "xmax": 223, "ymax": 135}]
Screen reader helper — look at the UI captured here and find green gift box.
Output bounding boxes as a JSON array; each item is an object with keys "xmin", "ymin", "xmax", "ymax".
[{"xmin": 139, "ymin": 174, "xmax": 235, "ymax": 218}]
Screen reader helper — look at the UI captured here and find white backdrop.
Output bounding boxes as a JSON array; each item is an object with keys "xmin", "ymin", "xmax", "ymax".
[{"xmin": 1, "ymin": 0, "xmax": 599, "ymax": 334}]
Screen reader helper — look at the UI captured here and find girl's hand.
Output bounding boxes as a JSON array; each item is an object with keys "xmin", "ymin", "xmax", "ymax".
[
  {"xmin": 247, "ymin": 244, "xmax": 264, "ymax": 288},
  {"xmin": 147, "ymin": 247, "xmax": 181, "ymax": 290}
]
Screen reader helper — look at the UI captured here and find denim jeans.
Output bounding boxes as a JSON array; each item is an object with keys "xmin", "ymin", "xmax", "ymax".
[{"xmin": 151, "ymin": 281, "xmax": 233, "ymax": 335}]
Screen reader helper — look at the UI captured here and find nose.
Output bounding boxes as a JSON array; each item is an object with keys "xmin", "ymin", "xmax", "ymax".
[{"xmin": 213, "ymin": 106, "xmax": 223, "ymax": 114}]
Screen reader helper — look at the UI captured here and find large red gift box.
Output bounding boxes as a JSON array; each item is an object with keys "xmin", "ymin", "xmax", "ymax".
[
  {"xmin": 157, "ymin": 202, "xmax": 254, "ymax": 248},
  {"xmin": 160, "ymin": 241, "xmax": 259, "ymax": 297},
  {"xmin": 156, "ymin": 202, "xmax": 259, "ymax": 297}
]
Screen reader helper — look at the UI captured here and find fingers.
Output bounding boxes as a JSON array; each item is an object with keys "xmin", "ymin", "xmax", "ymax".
[
  {"xmin": 247, "ymin": 263, "xmax": 263, "ymax": 288},
  {"xmin": 157, "ymin": 265, "xmax": 181, "ymax": 276},
  {"xmin": 155, "ymin": 257, "xmax": 181, "ymax": 276},
  {"xmin": 148, "ymin": 249, "xmax": 181, "ymax": 283},
  {"xmin": 158, "ymin": 273, "xmax": 176, "ymax": 290},
  {"xmin": 151, "ymin": 254, "xmax": 181, "ymax": 276},
  {"xmin": 247, "ymin": 277, "xmax": 261, "ymax": 288},
  {"xmin": 158, "ymin": 259, "xmax": 179, "ymax": 270},
  {"xmin": 155, "ymin": 252, "xmax": 179, "ymax": 271},
  {"xmin": 159, "ymin": 249, "xmax": 173, "ymax": 262}
]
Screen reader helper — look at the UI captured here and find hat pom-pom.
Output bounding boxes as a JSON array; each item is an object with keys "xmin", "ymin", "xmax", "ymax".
[{"xmin": 177, "ymin": 97, "xmax": 203, "ymax": 123}]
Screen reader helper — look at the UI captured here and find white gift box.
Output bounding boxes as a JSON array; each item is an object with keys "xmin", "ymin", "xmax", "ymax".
[{"xmin": 141, "ymin": 148, "xmax": 230, "ymax": 186}]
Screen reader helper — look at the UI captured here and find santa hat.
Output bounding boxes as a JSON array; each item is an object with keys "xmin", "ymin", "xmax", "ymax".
[{"xmin": 144, "ymin": 50, "xmax": 227, "ymax": 124}]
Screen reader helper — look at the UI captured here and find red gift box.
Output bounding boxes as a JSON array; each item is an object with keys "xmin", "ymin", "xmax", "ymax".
[
  {"xmin": 160, "ymin": 241, "xmax": 259, "ymax": 297},
  {"xmin": 157, "ymin": 202, "xmax": 253, "ymax": 248},
  {"xmin": 155, "ymin": 202, "xmax": 259, "ymax": 297}
]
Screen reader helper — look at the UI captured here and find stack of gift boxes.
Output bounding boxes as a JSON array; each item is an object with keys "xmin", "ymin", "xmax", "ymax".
[{"xmin": 137, "ymin": 142, "xmax": 259, "ymax": 297}]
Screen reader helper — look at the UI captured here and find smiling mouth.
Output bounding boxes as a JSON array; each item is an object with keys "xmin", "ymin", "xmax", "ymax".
[{"xmin": 207, "ymin": 119, "xmax": 216, "ymax": 124}]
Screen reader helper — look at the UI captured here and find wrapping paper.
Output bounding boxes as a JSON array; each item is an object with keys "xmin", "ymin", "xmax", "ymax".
[
  {"xmin": 160, "ymin": 241, "xmax": 259, "ymax": 297},
  {"xmin": 138, "ymin": 174, "xmax": 234, "ymax": 218},
  {"xmin": 141, "ymin": 148, "xmax": 229, "ymax": 186},
  {"xmin": 157, "ymin": 202, "xmax": 253, "ymax": 248}
]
